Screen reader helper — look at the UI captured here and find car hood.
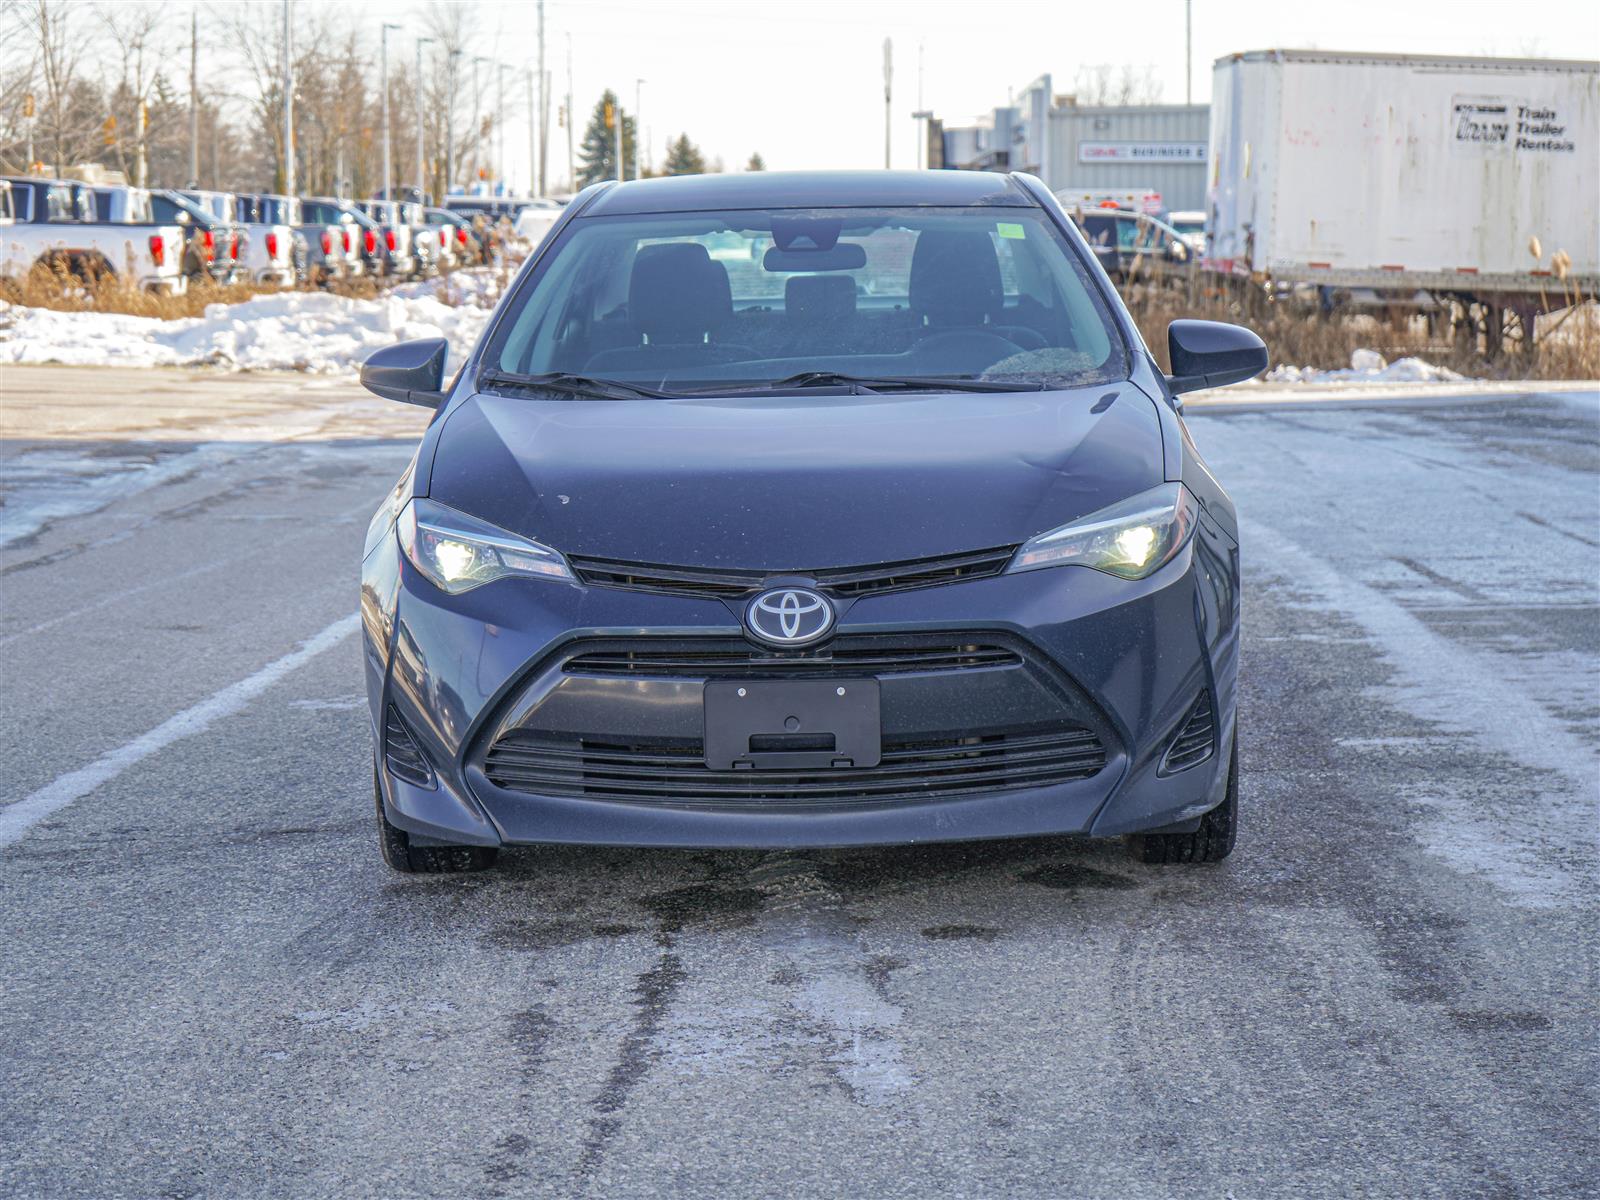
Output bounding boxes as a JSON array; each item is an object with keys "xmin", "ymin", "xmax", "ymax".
[{"xmin": 425, "ymin": 384, "xmax": 1165, "ymax": 570}]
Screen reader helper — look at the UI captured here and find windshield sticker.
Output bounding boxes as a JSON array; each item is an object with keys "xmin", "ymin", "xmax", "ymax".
[{"xmin": 996, "ymin": 222, "xmax": 1026, "ymax": 240}]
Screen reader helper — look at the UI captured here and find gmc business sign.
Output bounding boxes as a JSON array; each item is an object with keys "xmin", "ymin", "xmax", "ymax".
[{"xmin": 1078, "ymin": 142, "xmax": 1208, "ymax": 164}]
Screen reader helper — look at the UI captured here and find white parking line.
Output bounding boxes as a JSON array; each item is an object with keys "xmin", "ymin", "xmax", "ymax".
[{"xmin": 0, "ymin": 613, "xmax": 359, "ymax": 851}]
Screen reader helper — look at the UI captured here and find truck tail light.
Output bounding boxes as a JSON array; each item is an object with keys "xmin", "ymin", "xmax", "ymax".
[
  {"xmin": 364, "ymin": 228, "xmax": 378, "ymax": 255},
  {"xmin": 385, "ymin": 229, "xmax": 397, "ymax": 253},
  {"xmin": 267, "ymin": 231, "xmax": 281, "ymax": 259},
  {"xmin": 148, "ymin": 234, "xmax": 165, "ymax": 266},
  {"xmin": 456, "ymin": 226, "xmax": 468, "ymax": 245},
  {"xmin": 321, "ymin": 230, "xmax": 334, "ymax": 256},
  {"xmin": 342, "ymin": 228, "xmax": 353, "ymax": 253},
  {"xmin": 228, "ymin": 233, "xmax": 240, "ymax": 260},
  {"xmin": 201, "ymin": 229, "xmax": 215, "ymax": 262}
]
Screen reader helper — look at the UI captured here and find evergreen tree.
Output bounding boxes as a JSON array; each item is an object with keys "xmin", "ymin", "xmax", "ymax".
[
  {"xmin": 576, "ymin": 90, "xmax": 638, "ymax": 187},
  {"xmin": 664, "ymin": 134, "xmax": 707, "ymax": 176},
  {"xmin": 746, "ymin": 152, "xmax": 766, "ymax": 172}
]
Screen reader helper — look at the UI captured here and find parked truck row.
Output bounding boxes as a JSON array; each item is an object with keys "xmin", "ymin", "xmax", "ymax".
[{"xmin": 0, "ymin": 172, "xmax": 524, "ymax": 295}]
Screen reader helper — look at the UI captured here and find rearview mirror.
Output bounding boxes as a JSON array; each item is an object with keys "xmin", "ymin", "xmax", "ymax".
[
  {"xmin": 1165, "ymin": 320, "xmax": 1268, "ymax": 396},
  {"xmin": 360, "ymin": 337, "xmax": 449, "ymax": 408}
]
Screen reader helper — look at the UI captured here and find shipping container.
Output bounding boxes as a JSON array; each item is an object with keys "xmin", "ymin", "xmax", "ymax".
[{"xmin": 1207, "ymin": 50, "xmax": 1598, "ymax": 310}]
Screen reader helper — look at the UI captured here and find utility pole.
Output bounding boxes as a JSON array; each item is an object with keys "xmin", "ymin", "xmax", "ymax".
[
  {"xmin": 882, "ymin": 38, "xmax": 893, "ymax": 169},
  {"xmin": 446, "ymin": 49, "xmax": 460, "ymax": 196},
  {"xmin": 537, "ymin": 0, "xmax": 548, "ymax": 196},
  {"xmin": 1185, "ymin": 0, "xmax": 1193, "ymax": 104},
  {"xmin": 565, "ymin": 35, "xmax": 574, "ymax": 192},
  {"xmin": 496, "ymin": 63, "xmax": 508, "ymax": 195},
  {"xmin": 634, "ymin": 79, "xmax": 646, "ymax": 178},
  {"xmin": 282, "ymin": 0, "xmax": 295, "ymax": 196},
  {"xmin": 416, "ymin": 36, "xmax": 433, "ymax": 202},
  {"xmin": 188, "ymin": 10, "xmax": 199, "ymax": 186},
  {"xmin": 613, "ymin": 96, "xmax": 622, "ymax": 183},
  {"xmin": 534, "ymin": 70, "xmax": 547, "ymax": 197},
  {"xmin": 381, "ymin": 22, "xmax": 400, "ymax": 201}
]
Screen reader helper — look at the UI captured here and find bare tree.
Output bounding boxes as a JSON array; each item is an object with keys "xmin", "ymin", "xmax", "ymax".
[
  {"xmin": 97, "ymin": 2, "xmax": 161, "ymax": 184},
  {"xmin": 20, "ymin": 0, "xmax": 91, "ymax": 174},
  {"xmin": 1072, "ymin": 64, "xmax": 1163, "ymax": 106}
]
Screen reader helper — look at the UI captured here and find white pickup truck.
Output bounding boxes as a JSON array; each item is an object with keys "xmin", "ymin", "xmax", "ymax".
[
  {"xmin": 0, "ymin": 175, "xmax": 188, "ymax": 293},
  {"xmin": 181, "ymin": 189, "xmax": 297, "ymax": 286}
]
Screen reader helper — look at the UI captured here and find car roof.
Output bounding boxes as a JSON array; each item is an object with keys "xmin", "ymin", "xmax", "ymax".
[{"xmin": 582, "ymin": 170, "xmax": 1034, "ymax": 215}]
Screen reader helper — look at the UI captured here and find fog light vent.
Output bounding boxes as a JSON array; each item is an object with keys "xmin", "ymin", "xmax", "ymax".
[
  {"xmin": 384, "ymin": 706, "xmax": 435, "ymax": 788},
  {"xmin": 1160, "ymin": 691, "xmax": 1215, "ymax": 775}
]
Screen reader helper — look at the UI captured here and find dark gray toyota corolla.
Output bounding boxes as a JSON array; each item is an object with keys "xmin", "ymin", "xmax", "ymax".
[{"xmin": 357, "ymin": 170, "xmax": 1265, "ymax": 874}]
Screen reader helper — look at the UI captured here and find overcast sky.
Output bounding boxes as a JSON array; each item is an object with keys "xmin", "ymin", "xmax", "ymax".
[{"xmin": 383, "ymin": 0, "xmax": 1600, "ymax": 188}]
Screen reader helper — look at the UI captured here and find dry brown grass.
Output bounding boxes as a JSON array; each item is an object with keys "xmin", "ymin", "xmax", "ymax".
[
  {"xmin": 1122, "ymin": 270, "xmax": 1598, "ymax": 382},
  {"xmin": 0, "ymin": 261, "xmax": 482, "ymax": 319}
]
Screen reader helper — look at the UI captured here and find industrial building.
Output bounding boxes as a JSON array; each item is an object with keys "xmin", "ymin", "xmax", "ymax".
[{"xmin": 933, "ymin": 75, "xmax": 1210, "ymax": 212}]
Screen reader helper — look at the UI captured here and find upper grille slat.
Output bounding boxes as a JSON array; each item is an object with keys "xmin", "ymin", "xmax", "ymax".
[{"xmin": 567, "ymin": 544, "xmax": 1019, "ymax": 601}]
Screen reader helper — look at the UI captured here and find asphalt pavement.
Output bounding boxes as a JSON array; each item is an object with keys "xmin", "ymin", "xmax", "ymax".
[{"xmin": 1, "ymin": 365, "xmax": 1596, "ymax": 1200}]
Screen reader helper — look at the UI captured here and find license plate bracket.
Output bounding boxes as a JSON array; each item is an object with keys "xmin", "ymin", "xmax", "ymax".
[{"xmin": 704, "ymin": 679, "xmax": 881, "ymax": 770}]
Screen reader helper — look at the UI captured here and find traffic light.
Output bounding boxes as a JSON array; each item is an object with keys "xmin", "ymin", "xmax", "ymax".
[
  {"xmin": 102, "ymin": 115, "xmax": 117, "ymax": 145},
  {"xmin": 604, "ymin": 101, "xmax": 614, "ymax": 130}
]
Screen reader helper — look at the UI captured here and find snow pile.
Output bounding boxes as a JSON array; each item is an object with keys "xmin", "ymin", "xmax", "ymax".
[
  {"xmin": 0, "ymin": 270, "xmax": 506, "ymax": 374},
  {"xmin": 1264, "ymin": 348, "xmax": 1466, "ymax": 385}
]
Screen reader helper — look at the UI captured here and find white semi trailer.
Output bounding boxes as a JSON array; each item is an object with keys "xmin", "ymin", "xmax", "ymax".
[{"xmin": 1206, "ymin": 49, "xmax": 1598, "ymax": 352}]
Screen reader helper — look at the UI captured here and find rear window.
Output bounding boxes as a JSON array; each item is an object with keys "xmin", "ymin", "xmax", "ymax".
[{"xmin": 487, "ymin": 206, "xmax": 1127, "ymax": 392}]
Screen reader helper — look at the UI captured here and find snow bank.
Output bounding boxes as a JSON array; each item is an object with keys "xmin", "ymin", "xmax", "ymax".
[
  {"xmin": 0, "ymin": 270, "xmax": 505, "ymax": 374},
  {"xmin": 1263, "ymin": 348, "xmax": 1466, "ymax": 385}
]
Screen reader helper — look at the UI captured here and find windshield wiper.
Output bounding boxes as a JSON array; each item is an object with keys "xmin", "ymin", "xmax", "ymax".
[
  {"xmin": 690, "ymin": 371, "xmax": 1045, "ymax": 396},
  {"xmin": 478, "ymin": 370, "xmax": 677, "ymax": 401}
]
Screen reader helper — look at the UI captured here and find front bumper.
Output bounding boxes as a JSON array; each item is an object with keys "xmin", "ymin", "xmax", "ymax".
[{"xmin": 363, "ymin": 521, "xmax": 1240, "ymax": 849}]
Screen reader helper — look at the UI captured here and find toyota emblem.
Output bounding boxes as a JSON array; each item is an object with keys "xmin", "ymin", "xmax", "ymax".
[{"xmin": 745, "ymin": 587, "xmax": 835, "ymax": 647}]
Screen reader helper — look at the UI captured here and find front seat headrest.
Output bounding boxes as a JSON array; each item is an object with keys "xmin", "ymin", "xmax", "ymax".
[
  {"xmin": 908, "ymin": 230, "xmax": 1003, "ymax": 327},
  {"xmin": 629, "ymin": 242, "xmax": 732, "ymax": 344}
]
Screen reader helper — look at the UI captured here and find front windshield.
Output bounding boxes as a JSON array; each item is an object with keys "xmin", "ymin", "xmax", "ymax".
[{"xmin": 486, "ymin": 206, "xmax": 1127, "ymax": 392}]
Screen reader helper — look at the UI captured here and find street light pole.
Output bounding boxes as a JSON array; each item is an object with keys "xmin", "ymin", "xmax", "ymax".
[
  {"xmin": 882, "ymin": 38, "xmax": 893, "ymax": 169},
  {"xmin": 1185, "ymin": 0, "xmax": 1193, "ymax": 105},
  {"xmin": 381, "ymin": 22, "xmax": 400, "ymax": 201},
  {"xmin": 416, "ymin": 36, "xmax": 433, "ymax": 202},
  {"xmin": 446, "ymin": 49, "xmax": 460, "ymax": 197},
  {"xmin": 537, "ymin": 0, "xmax": 548, "ymax": 196},
  {"xmin": 527, "ymin": 69, "xmax": 537, "ymax": 196}
]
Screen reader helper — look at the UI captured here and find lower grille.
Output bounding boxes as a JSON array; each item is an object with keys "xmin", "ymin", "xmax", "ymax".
[
  {"xmin": 565, "ymin": 637, "xmax": 1020, "ymax": 679},
  {"xmin": 384, "ymin": 705, "xmax": 434, "ymax": 787},
  {"xmin": 1160, "ymin": 692, "xmax": 1215, "ymax": 774},
  {"xmin": 483, "ymin": 726, "xmax": 1107, "ymax": 811}
]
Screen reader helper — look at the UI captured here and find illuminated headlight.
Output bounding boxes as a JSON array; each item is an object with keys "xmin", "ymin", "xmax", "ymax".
[
  {"xmin": 1009, "ymin": 483, "xmax": 1199, "ymax": 579},
  {"xmin": 397, "ymin": 497, "xmax": 574, "ymax": 593}
]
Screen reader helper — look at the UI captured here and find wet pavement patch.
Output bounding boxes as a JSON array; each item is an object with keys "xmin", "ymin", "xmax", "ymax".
[
  {"xmin": 1019, "ymin": 862, "xmax": 1139, "ymax": 890},
  {"xmin": 636, "ymin": 883, "xmax": 766, "ymax": 932},
  {"xmin": 921, "ymin": 924, "xmax": 1002, "ymax": 941}
]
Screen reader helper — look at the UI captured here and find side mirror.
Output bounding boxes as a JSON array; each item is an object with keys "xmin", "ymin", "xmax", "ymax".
[
  {"xmin": 360, "ymin": 337, "xmax": 449, "ymax": 408},
  {"xmin": 1166, "ymin": 319, "xmax": 1269, "ymax": 396}
]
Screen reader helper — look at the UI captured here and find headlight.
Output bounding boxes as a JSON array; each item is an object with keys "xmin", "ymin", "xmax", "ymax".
[
  {"xmin": 397, "ymin": 497, "xmax": 574, "ymax": 593},
  {"xmin": 1009, "ymin": 483, "xmax": 1198, "ymax": 579}
]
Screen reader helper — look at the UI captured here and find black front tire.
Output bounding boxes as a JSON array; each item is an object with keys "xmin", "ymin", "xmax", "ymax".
[
  {"xmin": 1127, "ymin": 736, "xmax": 1238, "ymax": 865},
  {"xmin": 374, "ymin": 766, "xmax": 499, "ymax": 874}
]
